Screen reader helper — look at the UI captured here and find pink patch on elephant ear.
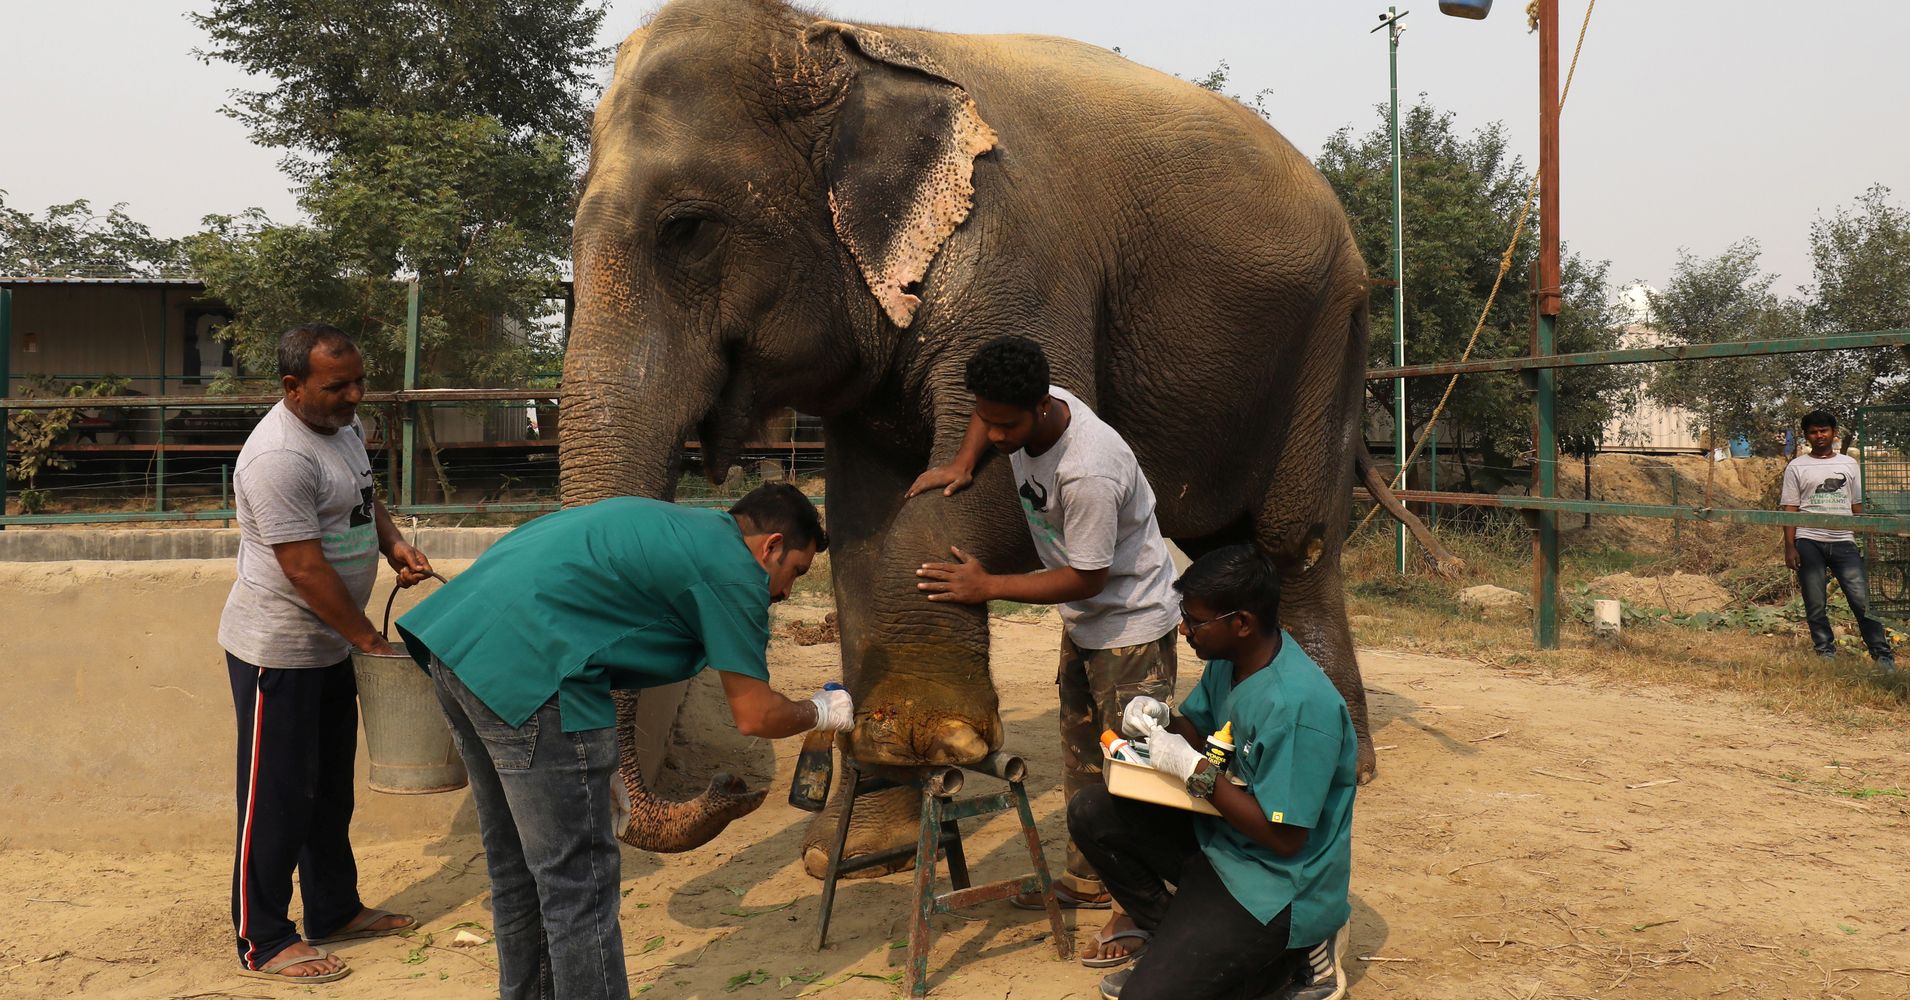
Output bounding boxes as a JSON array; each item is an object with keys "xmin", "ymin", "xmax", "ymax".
[{"xmin": 809, "ymin": 22, "xmax": 998, "ymax": 330}]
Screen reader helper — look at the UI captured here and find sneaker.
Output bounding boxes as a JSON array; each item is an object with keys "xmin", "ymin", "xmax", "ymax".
[
  {"xmin": 1099, "ymin": 966, "xmax": 1133, "ymax": 999},
  {"xmin": 1281, "ymin": 923, "xmax": 1350, "ymax": 1000},
  {"xmin": 1879, "ymin": 655, "xmax": 1897, "ymax": 674}
]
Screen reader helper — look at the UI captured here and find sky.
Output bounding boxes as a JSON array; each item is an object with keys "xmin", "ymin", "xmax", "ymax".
[{"xmin": 2, "ymin": 1, "xmax": 1906, "ymax": 296}]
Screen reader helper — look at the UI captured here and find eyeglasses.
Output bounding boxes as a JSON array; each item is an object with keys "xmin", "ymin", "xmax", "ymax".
[{"xmin": 1179, "ymin": 609, "xmax": 1241, "ymax": 633}]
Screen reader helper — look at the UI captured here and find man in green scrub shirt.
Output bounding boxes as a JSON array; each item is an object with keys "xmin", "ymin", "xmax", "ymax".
[
  {"xmin": 396, "ymin": 484, "xmax": 852, "ymax": 1000},
  {"xmin": 1073, "ymin": 545, "xmax": 1358, "ymax": 1000}
]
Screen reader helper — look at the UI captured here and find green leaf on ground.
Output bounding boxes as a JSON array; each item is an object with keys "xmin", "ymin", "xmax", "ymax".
[{"xmin": 723, "ymin": 969, "xmax": 770, "ymax": 991}]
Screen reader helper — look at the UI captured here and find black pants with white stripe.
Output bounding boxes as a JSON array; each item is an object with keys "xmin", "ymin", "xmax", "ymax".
[{"xmin": 226, "ymin": 652, "xmax": 364, "ymax": 969}]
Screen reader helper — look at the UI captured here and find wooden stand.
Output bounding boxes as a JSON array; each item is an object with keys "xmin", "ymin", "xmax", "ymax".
[{"xmin": 814, "ymin": 752, "xmax": 1074, "ymax": 996}]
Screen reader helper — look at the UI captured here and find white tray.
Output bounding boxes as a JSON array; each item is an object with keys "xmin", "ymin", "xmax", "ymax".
[{"xmin": 1103, "ymin": 744, "xmax": 1220, "ymax": 816}]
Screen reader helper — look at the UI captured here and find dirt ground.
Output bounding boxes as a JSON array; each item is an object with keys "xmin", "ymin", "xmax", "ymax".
[{"xmin": 4, "ymin": 605, "xmax": 1908, "ymax": 1000}]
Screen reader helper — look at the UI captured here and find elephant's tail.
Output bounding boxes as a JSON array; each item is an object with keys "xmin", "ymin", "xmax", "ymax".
[{"xmin": 1355, "ymin": 442, "xmax": 1465, "ymax": 577}]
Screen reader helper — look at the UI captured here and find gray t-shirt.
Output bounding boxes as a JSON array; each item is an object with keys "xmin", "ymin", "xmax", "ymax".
[
  {"xmin": 1006, "ymin": 386, "xmax": 1179, "ymax": 649},
  {"xmin": 1780, "ymin": 452, "xmax": 1862, "ymax": 544},
  {"xmin": 218, "ymin": 401, "xmax": 382, "ymax": 667}
]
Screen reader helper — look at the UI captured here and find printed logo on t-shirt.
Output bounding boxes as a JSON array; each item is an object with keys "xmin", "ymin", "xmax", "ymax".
[
  {"xmin": 1018, "ymin": 477, "xmax": 1061, "ymax": 545},
  {"xmin": 1813, "ymin": 474, "xmax": 1848, "ymax": 497},
  {"xmin": 349, "ymin": 485, "xmax": 375, "ymax": 527},
  {"xmin": 1019, "ymin": 477, "xmax": 1050, "ymax": 512}
]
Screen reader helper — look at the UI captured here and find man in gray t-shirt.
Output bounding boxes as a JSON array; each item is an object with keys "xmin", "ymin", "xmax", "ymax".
[
  {"xmin": 217, "ymin": 325, "xmax": 433, "ymax": 984},
  {"xmin": 1779, "ymin": 409, "xmax": 1893, "ymax": 668},
  {"xmin": 910, "ymin": 335, "xmax": 1178, "ymax": 968}
]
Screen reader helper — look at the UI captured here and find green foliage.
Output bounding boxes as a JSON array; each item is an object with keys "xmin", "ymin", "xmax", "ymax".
[
  {"xmin": 186, "ymin": 111, "xmax": 572, "ymax": 388},
  {"xmin": 1644, "ymin": 240, "xmax": 1803, "ymax": 443},
  {"xmin": 1799, "ymin": 183, "xmax": 1910, "ymax": 419},
  {"xmin": 0, "ymin": 192, "xmax": 189, "ymax": 277},
  {"xmin": 191, "ymin": 0, "xmax": 609, "ymax": 163},
  {"xmin": 5, "ymin": 375, "xmax": 131, "ymax": 493},
  {"xmin": 1316, "ymin": 98, "xmax": 1639, "ymax": 463},
  {"xmin": 1188, "ymin": 60, "xmax": 1274, "ymax": 119}
]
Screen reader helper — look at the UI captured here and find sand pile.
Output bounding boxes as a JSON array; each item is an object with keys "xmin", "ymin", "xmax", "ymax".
[{"xmin": 1586, "ymin": 571, "xmax": 1732, "ymax": 613}]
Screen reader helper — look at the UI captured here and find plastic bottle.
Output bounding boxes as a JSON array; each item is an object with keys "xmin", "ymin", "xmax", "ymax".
[
  {"xmin": 1101, "ymin": 729, "xmax": 1142, "ymax": 764},
  {"xmin": 1204, "ymin": 720, "xmax": 1235, "ymax": 774},
  {"xmin": 788, "ymin": 683, "xmax": 844, "ymax": 812}
]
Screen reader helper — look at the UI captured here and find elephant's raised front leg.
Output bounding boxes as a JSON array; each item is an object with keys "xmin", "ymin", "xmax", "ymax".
[{"xmin": 799, "ymin": 415, "xmax": 1033, "ymax": 877}]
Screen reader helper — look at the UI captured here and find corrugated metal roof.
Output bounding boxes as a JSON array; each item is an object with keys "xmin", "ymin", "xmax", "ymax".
[{"xmin": 0, "ymin": 275, "xmax": 205, "ymax": 288}]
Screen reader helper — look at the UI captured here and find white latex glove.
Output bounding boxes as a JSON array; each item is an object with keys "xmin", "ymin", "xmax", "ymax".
[
  {"xmin": 1121, "ymin": 696, "xmax": 1171, "ymax": 738},
  {"xmin": 1139, "ymin": 719, "xmax": 1202, "ymax": 781},
  {"xmin": 808, "ymin": 687, "xmax": 855, "ymax": 732}
]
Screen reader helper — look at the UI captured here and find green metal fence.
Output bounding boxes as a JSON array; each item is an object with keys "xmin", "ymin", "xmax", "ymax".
[
  {"xmin": 1366, "ymin": 328, "xmax": 1910, "ymax": 647},
  {"xmin": 1858, "ymin": 404, "xmax": 1910, "ymax": 617},
  {"xmin": 0, "ymin": 283, "xmax": 821, "ymax": 526}
]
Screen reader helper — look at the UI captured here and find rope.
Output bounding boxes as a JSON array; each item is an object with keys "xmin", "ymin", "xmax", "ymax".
[{"xmin": 1357, "ymin": 0, "xmax": 1597, "ymax": 537}]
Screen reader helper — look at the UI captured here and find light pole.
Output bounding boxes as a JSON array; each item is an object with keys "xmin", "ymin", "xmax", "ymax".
[{"xmin": 1373, "ymin": 7, "xmax": 1409, "ymax": 575}]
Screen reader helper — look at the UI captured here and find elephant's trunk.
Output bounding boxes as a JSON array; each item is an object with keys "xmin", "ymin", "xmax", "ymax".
[
  {"xmin": 557, "ymin": 320, "xmax": 689, "ymax": 504},
  {"xmin": 612, "ymin": 691, "xmax": 766, "ymax": 852},
  {"xmin": 560, "ymin": 243, "xmax": 761, "ymax": 851}
]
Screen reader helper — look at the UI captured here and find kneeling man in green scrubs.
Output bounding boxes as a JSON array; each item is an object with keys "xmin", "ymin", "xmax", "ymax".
[
  {"xmin": 1078, "ymin": 545, "xmax": 1358, "ymax": 1000},
  {"xmin": 397, "ymin": 483, "xmax": 851, "ymax": 1000}
]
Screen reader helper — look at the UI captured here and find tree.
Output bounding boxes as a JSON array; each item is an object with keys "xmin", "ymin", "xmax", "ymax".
[
  {"xmin": 188, "ymin": 1, "xmax": 605, "ymax": 497},
  {"xmin": 187, "ymin": 113, "xmax": 572, "ymax": 495},
  {"xmin": 0, "ymin": 192, "xmax": 188, "ymax": 277},
  {"xmin": 191, "ymin": 0, "xmax": 608, "ymax": 164},
  {"xmin": 1316, "ymin": 98, "xmax": 1638, "ymax": 481},
  {"xmin": 1644, "ymin": 240, "xmax": 1801, "ymax": 445},
  {"xmin": 1797, "ymin": 184, "xmax": 1910, "ymax": 436}
]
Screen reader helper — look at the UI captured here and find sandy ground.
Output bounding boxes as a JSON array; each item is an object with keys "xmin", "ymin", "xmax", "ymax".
[{"xmin": 4, "ymin": 608, "xmax": 1909, "ymax": 1000}]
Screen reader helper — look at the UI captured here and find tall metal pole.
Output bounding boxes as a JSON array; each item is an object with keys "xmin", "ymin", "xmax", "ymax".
[
  {"xmin": 1532, "ymin": 0, "xmax": 1562, "ymax": 648},
  {"xmin": 1387, "ymin": 7, "xmax": 1409, "ymax": 574},
  {"xmin": 402, "ymin": 281, "xmax": 421, "ymax": 508},
  {"xmin": 155, "ymin": 288, "xmax": 168, "ymax": 513},
  {"xmin": 0, "ymin": 288, "xmax": 11, "ymax": 528}
]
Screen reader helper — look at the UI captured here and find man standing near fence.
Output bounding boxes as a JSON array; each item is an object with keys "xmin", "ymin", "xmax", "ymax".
[
  {"xmin": 1780, "ymin": 409, "xmax": 1895, "ymax": 671},
  {"xmin": 216, "ymin": 323, "xmax": 436, "ymax": 983}
]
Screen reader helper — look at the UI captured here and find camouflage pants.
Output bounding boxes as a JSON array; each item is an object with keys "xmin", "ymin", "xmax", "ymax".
[{"xmin": 1057, "ymin": 628, "xmax": 1178, "ymax": 896}]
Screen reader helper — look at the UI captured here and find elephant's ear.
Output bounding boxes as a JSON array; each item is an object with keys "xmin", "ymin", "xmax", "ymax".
[{"xmin": 805, "ymin": 22, "xmax": 998, "ymax": 329}]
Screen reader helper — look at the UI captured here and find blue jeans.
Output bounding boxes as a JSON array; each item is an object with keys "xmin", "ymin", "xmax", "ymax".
[
  {"xmin": 1796, "ymin": 539, "xmax": 1894, "ymax": 662},
  {"xmin": 430, "ymin": 660, "xmax": 629, "ymax": 1000}
]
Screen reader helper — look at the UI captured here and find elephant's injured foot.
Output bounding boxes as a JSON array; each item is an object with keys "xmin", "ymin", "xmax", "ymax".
[
  {"xmin": 848, "ymin": 646, "xmax": 1005, "ymax": 767},
  {"xmin": 799, "ymin": 783, "xmax": 926, "ymax": 880}
]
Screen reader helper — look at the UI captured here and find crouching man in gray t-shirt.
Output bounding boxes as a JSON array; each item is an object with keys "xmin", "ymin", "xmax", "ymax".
[
  {"xmin": 909, "ymin": 335, "xmax": 1180, "ymax": 969},
  {"xmin": 215, "ymin": 324, "xmax": 433, "ymax": 984}
]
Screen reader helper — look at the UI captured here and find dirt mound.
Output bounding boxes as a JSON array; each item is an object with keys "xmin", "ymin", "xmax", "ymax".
[
  {"xmin": 1586, "ymin": 571, "xmax": 1732, "ymax": 613},
  {"xmin": 779, "ymin": 611, "xmax": 839, "ymax": 646}
]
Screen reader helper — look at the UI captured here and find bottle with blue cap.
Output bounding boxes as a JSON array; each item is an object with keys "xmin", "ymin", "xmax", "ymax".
[{"xmin": 788, "ymin": 683, "xmax": 844, "ymax": 811}]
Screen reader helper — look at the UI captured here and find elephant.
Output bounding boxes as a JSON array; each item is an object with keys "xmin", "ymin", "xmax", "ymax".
[{"xmin": 560, "ymin": 0, "xmax": 1405, "ymax": 867}]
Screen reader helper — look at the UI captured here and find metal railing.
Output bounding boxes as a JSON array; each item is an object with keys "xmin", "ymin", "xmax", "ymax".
[{"xmin": 1363, "ymin": 327, "xmax": 1910, "ymax": 645}]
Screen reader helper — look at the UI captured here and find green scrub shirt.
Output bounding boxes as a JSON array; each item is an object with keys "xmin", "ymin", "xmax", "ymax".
[
  {"xmin": 1178, "ymin": 633, "xmax": 1359, "ymax": 949},
  {"xmin": 396, "ymin": 497, "xmax": 770, "ymax": 732}
]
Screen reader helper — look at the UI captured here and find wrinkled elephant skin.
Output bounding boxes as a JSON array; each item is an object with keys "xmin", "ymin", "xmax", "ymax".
[{"xmin": 562, "ymin": 0, "xmax": 1377, "ymax": 863}]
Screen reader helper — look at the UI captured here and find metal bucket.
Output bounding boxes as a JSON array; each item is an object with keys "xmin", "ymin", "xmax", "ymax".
[{"xmin": 351, "ymin": 581, "xmax": 467, "ymax": 793}]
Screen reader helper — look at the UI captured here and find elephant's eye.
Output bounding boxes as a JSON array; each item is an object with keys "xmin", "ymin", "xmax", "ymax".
[{"xmin": 657, "ymin": 210, "xmax": 727, "ymax": 264}]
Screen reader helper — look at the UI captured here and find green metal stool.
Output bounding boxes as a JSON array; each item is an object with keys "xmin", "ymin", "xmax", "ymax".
[{"xmin": 815, "ymin": 751, "xmax": 1073, "ymax": 996}]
